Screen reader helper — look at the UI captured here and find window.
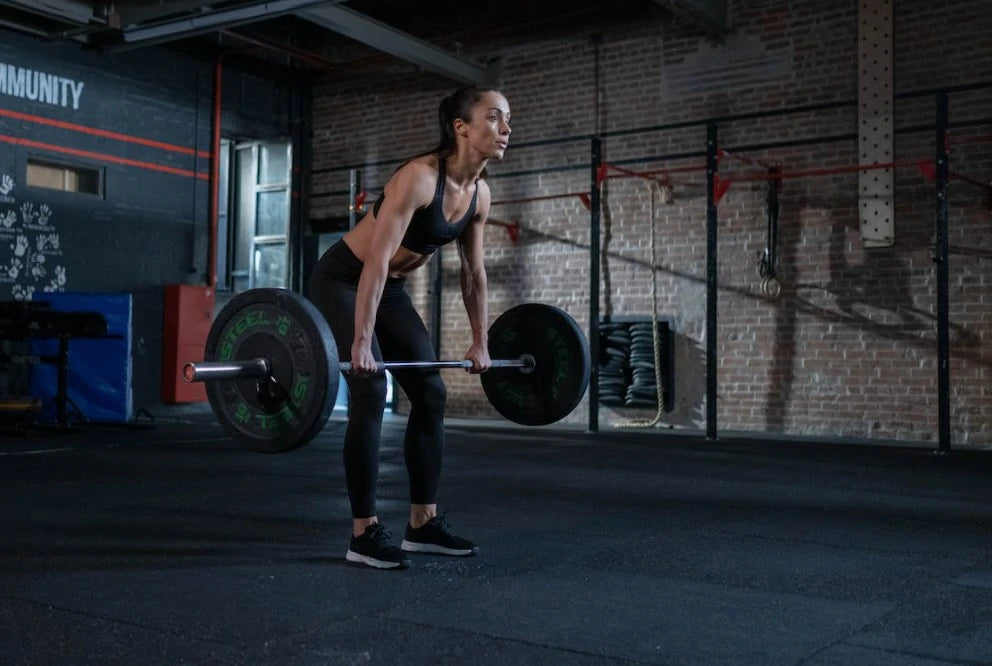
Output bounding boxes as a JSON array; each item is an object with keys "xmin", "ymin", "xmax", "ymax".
[{"xmin": 26, "ymin": 159, "xmax": 101, "ymax": 195}]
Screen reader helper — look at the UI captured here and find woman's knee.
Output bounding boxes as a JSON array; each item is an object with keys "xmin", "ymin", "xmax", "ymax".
[
  {"xmin": 348, "ymin": 374, "xmax": 389, "ymax": 414},
  {"xmin": 414, "ymin": 373, "xmax": 447, "ymax": 414}
]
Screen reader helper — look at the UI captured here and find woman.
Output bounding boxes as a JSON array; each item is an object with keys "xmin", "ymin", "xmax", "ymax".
[{"xmin": 308, "ymin": 87, "xmax": 511, "ymax": 569}]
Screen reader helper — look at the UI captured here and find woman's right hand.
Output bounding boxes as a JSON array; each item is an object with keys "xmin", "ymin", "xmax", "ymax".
[{"xmin": 349, "ymin": 340, "xmax": 379, "ymax": 376}]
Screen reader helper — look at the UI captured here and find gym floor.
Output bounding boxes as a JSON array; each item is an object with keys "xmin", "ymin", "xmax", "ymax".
[{"xmin": 2, "ymin": 410, "xmax": 991, "ymax": 665}]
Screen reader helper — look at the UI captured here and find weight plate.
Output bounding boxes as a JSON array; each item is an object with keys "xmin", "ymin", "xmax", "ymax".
[
  {"xmin": 203, "ymin": 289, "xmax": 338, "ymax": 453},
  {"xmin": 481, "ymin": 303, "xmax": 590, "ymax": 426}
]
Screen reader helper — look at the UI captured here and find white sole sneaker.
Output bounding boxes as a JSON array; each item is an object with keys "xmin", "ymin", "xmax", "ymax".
[
  {"xmin": 400, "ymin": 540, "xmax": 477, "ymax": 556},
  {"xmin": 345, "ymin": 549, "xmax": 409, "ymax": 569}
]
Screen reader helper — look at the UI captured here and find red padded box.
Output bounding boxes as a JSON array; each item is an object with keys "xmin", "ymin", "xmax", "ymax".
[{"xmin": 162, "ymin": 285, "xmax": 215, "ymax": 403}]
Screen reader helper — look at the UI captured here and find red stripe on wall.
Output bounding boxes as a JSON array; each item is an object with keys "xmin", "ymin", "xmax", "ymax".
[
  {"xmin": 0, "ymin": 134, "xmax": 210, "ymax": 180},
  {"xmin": 0, "ymin": 107, "xmax": 212, "ymax": 159}
]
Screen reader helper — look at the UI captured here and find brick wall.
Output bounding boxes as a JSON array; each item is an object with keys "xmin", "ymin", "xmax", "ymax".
[{"xmin": 310, "ymin": 0, "xmax": 992, "ymax": 446}]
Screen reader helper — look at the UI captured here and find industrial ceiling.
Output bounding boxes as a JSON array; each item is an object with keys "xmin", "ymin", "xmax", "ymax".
[{"xmin": 0, "ymin": 0, "xmax": 729, "ymax": 84}]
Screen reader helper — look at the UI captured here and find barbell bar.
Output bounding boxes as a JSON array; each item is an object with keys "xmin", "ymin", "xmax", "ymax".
[
  {"xmin": 183, "ymin": 354, "xmax": 536, "ymax": 382},
  {"xmin": 184, "ymin": 288, "xmax": 590, "ymax": 453}
]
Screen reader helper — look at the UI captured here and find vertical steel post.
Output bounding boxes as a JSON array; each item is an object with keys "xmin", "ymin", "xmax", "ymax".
[
  {"xmin": 935, "ymin": 92, "xmax": 951, "ymax": 453},
  {"xmin": 291, "ymin": 85, "xmax": 312, "ymax": 294},
  {"xmin": 705, "ymin": 123, "xmax": 719, "ymax": 440},
  {"xmin": 589, "ymin": 136, "xmax": 602, "ymax": 433}
]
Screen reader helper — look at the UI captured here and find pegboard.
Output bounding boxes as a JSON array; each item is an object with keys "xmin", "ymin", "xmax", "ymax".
[{"xmin": 858, "ymin": 0, "xmax": 895, "ymax": 248}]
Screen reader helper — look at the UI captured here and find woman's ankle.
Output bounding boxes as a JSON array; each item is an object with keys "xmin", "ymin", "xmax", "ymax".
[{"xmin": 353, "ymin": 516, "xmax": 378, "ymax": 537}]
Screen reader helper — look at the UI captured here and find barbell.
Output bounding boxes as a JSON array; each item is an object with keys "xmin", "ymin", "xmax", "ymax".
[{"xmin": 183, "ymin": 288, "xmax": 591, "ymax": 453}]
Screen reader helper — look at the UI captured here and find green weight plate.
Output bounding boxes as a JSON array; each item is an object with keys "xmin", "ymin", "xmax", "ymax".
[
  {"xmin": 203, "ymin": 289, "xmax": 338, "ymax": 453},
  {"xmin": 481, "ymin": 303, "xmax": 590, "ymax": 426}
]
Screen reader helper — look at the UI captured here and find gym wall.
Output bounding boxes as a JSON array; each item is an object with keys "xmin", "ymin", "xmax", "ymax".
[
  {"xmin": 310, "ymin": 0, "xmax": 991, "ymax": 446},
  {"xmin": 0, "ymin": 29, "xmax": 300, "ymax": 413}
]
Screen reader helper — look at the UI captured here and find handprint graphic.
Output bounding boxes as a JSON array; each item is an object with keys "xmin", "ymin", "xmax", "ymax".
[
  {"xmin": 29, "ymin": 252, "xmax": 46, "ymax": 280},
  {"xmin": 54, "ymin": 265, "xmax": 67, "ymax": 286},
  {"xmin": 0, "ymin": 174, "xmax": 14, "ymax": 196},
  {"xmin": 43, "ymin": 266, "xmax": 67, "ymax": 292},
  {"xmin": 37, "ymin": 233, "xmax": 60, "ymax": 252},
  {"xmin": 0, "ymin": 210, "xmax": 15, "ymax": 229},
  {"xmin": 13, "ymin": 234, "xmax": 29, "ymax": 257},
  {"xmin": 5, "ymin": 257, "xmax": 23, "ymax": 279},
  {"xmin": 37, "ymin": 204, "xmax": 52, "ymax": 226},
  {"xmin": 20, "ymin": 202, "xmax": 37, "ymax": 225},
  {"xmin": 12, "ymin": 284, "xmax": 34, "ymax": 301}
]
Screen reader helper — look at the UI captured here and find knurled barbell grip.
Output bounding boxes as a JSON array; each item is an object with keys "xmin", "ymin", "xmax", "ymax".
[{"xmin": 182, "ymin": 354, "xmax": 535, "ymax": 382}]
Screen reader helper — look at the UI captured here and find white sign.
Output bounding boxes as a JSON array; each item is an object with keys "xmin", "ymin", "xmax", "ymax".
[{"xmin": 0, "ymin": 62, "xmax": 84, "ymax": 110}]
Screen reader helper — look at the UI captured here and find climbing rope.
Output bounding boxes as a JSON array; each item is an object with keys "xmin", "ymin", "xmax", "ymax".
[{"xmin": 615, "ymin": 180, "xmax": 666, "ymax": 429}]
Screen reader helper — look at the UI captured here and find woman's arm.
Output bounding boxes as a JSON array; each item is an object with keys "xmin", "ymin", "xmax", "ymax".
[
  {"xmin": 351, "ymin": 161, "xmax": 434, "ymax": 373},
  {"xmin": 457, "ymin": 180, "xmax": 492, "ymax": 373}
]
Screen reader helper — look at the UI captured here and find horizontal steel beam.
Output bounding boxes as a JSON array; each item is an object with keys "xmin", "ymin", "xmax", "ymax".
[
  {"xmin": 121, "ymin": 0, "xmax": 337, "ymax": 43},
  {"xmin": 298, "ymin": 4, "xmax": 498, "ymax": 85},
  {"xmin": 0, "ymin": 0, "xmax": 96, "ymax": 25},
  {"xmin": 111, "ymin": 0, "xmax": 245, "ymax": 29}
]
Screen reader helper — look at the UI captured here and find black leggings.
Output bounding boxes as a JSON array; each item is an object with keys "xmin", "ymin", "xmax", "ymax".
[{"xmin": 308, "ymin": 240, "xmax": 446, "ymax": 518}]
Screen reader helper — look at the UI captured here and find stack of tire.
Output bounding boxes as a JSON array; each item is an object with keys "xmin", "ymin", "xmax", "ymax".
[
  {"xmin": 597, "ymin": 322, "xmax": 629, "ymax": 407},
  {"xmin": 625, "ymin": 322, "xmax": 658, "ymax": 408}
]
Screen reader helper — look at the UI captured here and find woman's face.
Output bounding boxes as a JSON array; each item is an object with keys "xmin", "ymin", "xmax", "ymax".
[{"xmin": 460, "ymin": 91, "xmax": 511, "ymax": 160}]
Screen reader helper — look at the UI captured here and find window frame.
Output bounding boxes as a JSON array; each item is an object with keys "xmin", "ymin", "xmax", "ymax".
[{"xmin": 25, "ymin": 156, "xmax": 104, "ymax": 198}]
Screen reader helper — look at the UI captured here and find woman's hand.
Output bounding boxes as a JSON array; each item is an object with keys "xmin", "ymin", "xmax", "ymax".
[
  {"xmin": 463, "ymin": 342, "xmax": 491, "ymax": 374},
  {"xmin": 349, "ymin": 340, "xmax": 380, "ymax": 376}
]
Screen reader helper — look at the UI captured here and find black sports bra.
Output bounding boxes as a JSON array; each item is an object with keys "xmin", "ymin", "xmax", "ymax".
[{"xmin": 372, "ymin": 158, "xmax": 478, "ymax": 254}]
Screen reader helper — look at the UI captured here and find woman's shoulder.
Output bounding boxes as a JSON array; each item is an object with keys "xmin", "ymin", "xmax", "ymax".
[
  {"xmin": 383, "ymin": 154, "xmax": 439, "ymax": 205},
  {"xmin": 394, "ymin": 154, "xmax": 440, "ymax": 180}
]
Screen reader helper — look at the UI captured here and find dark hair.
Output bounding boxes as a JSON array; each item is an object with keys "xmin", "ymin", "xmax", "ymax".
[
  {"xmin": 396, "ymin": 87, "xmax": 501, "ymax": 181},
  {"xmin": 433, "ymin": 86, "xmax": 497, "ymax": 159}
]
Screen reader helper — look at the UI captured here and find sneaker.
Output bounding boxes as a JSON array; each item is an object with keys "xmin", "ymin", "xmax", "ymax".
[
  {"xmin": 345, "ymin": 523, "xmax": 411, "ymax": 569},
  {"xmin": 401, "ymin": 515, "xmax": 478, "ymax": 556}
]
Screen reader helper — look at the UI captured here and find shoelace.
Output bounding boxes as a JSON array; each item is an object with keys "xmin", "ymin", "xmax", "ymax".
[
  {"xmin": 430, "ymin": 514, "xmax": 455, "ymax": 537},
  {"xmin": 366, "ymin": 523, "xmax": 395, "ymax": 545}
]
